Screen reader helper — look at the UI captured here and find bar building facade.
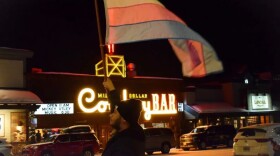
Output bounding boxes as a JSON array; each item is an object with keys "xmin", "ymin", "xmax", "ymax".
[{"xmin": 27, "ymin": 73, "xmax": 185, "ymax": 148}]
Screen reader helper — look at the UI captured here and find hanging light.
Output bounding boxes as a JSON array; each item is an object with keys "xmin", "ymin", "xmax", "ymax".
[{"xmin": 107, "ymin": 43, "xmax": 115, "ymax": 54}]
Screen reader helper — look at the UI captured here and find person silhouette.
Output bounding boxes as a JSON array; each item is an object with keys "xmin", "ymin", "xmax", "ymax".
[
  {"xmin": 102, "ymin": 78, "xmax": 145, "ymax": 156},
  {"xmin": 35, "ymin": 130, "xmax": 42, "ymax": 142}
]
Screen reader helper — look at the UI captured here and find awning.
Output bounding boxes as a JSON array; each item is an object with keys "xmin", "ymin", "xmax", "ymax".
[
  {"xmin": 184, "ymin": 102, "xmax": 280, "ymax": 119},
  {"xmin": 0, "ymin": 89, "xmax": 42, "ymax": 109},
  {"xmin": 184, "ymin": 104, "xmax": 198, "ymax": 119},
  {"xmin": 184, "ymin": 103, "xmax": 249, "ymax": 118},
  {"xmin": 192, "ymin": 103, "xmax": 248, "ymax": 114}
]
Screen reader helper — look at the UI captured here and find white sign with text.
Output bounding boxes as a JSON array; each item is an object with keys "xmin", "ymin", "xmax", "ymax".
[
  {"xmin": 34, "ymin": 103, "xmax": 74, "ymax": 115},
  {"xmin": 251, "ymin": 95, "xmax": 269, "ymax": 109}
]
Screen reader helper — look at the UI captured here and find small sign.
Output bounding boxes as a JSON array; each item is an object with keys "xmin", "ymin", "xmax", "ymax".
[
  {"xmin": 178, "ymin": 103, "xmax": 184, "ymax": 112},
  {"xmin": 34, "ymin": 103, "xmax": 74, "ymax": 115},
  {"xmin": 251, "ymin": 95, "xmax": 269, "ymax": 109}
]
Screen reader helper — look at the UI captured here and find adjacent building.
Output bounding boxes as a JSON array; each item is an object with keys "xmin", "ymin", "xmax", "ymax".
[
  {"xmin": 0, "ymin": 47, "xmax": 42, "ymax": 144},
  {"xmin": 182, "ymin": 77, "xmax": 279, "ymax": 133}
]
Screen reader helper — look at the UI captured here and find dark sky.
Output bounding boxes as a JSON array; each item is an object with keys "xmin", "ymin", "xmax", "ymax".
[{"xmin": 0, "ymin": 0, "xmax": 280, "ymax": 78}]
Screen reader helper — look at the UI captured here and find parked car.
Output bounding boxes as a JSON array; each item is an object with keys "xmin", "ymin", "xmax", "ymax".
[
  {"xmin": 180, "ymin": 124, "xmax": 236, "ymax": 150},
  {"xmin": 144, "ymin": 127, "xmax": 176, "ymax": 155},
  {"xmin": 233, "ymin": 123, "xmax": 280, "ymax": 156},
  {"xmin": 62, "ymin": 125, "xmax": 93, "ymax": 133},
  {"xmin": 0, "ymin": 138, "xmax": 13, "ymax": 156},
  {"xmin": 22, "ymin": 132, "xmax": 100, "ymax": 156}
]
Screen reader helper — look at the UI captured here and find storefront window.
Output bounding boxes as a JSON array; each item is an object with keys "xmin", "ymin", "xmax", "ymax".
[
  {"xmin": 0, "ymin": 114, "xmax": 4, "ymax": 137},
  {"xmin": 234, "ymin": 120, "xmax": 238, "ymax": 129},
  {"xmin": 247, "ymin": 116, "xmax": 258, "ymax": 125},
  {"xmin": 11, "ymin": 112, "xmax": 26, "ymax": 142}
]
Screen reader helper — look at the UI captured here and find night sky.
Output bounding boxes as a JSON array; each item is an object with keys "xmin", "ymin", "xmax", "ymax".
[{"xmin": 0, "ymin": 0, "xmax": 280, "ymax": 78}]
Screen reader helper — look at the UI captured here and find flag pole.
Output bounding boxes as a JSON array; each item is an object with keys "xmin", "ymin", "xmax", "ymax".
[{"xmin": 94, "ymin": 0, "xmax": 107, "ymax": 80}]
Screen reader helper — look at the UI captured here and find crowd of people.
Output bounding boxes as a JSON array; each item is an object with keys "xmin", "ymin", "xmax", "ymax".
[{"xmin": 29, "ymin": 129, "xmax": 54, "ymax": 143}]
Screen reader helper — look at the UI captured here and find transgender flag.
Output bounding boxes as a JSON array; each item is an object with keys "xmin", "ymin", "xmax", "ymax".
[{"xmin": 103, "ymin": 0, "xmax": 223, "ymax": 77}]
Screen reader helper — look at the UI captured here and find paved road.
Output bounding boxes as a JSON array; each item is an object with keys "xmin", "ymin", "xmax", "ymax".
[
  {"xmin": 96, "ymin": 147, "xmax": 234, "ymax": 156},
  {"xmin": 150, "ymin": 148, "xmax": 233, "ymax": 156}
]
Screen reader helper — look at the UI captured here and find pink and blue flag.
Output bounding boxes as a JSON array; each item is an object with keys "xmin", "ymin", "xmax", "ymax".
[{"xmin": 103, "ymin": 0, "xmax": 223, "ymax": 77}]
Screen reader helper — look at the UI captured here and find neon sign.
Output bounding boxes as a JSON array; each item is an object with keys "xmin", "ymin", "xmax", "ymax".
[
  {"xmin": 95, "ymin": 54, "xmax": 126, "ymax": 77},
  {"xmin": 142, "ymin": 94, "xmax": 177, "ymax": 120},
  {"xmin": 78, "ymin": 88, "xmax": 110, "ymax": 113},
  {"xmin": 77, "ymin": 88, "xmax": 177, "ymax": 120}
]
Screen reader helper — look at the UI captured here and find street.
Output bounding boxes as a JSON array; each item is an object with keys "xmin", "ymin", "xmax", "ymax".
[{"xmin": 96, "ymin": 147, "xmax": 234, "ymax": 156}]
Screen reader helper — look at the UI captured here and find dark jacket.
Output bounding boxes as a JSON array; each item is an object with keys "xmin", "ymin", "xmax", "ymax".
[
  {"xmin": 102, "ymin": 124, "xmax": 145, "ymax": 156},
  {"xmin": 102, "ymin": 90, "xmax": 145, "ymax": 156}
]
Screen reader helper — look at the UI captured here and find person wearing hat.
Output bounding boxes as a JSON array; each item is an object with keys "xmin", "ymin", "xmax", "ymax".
[{"xmin": 102, "ymin": 78, "xmax": 145, "ymax": 156}]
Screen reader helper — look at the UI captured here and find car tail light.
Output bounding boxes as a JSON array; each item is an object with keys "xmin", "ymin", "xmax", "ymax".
[{"xmin": 93, "ymin": 142, "xmax": 100, "ymax": 153}]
